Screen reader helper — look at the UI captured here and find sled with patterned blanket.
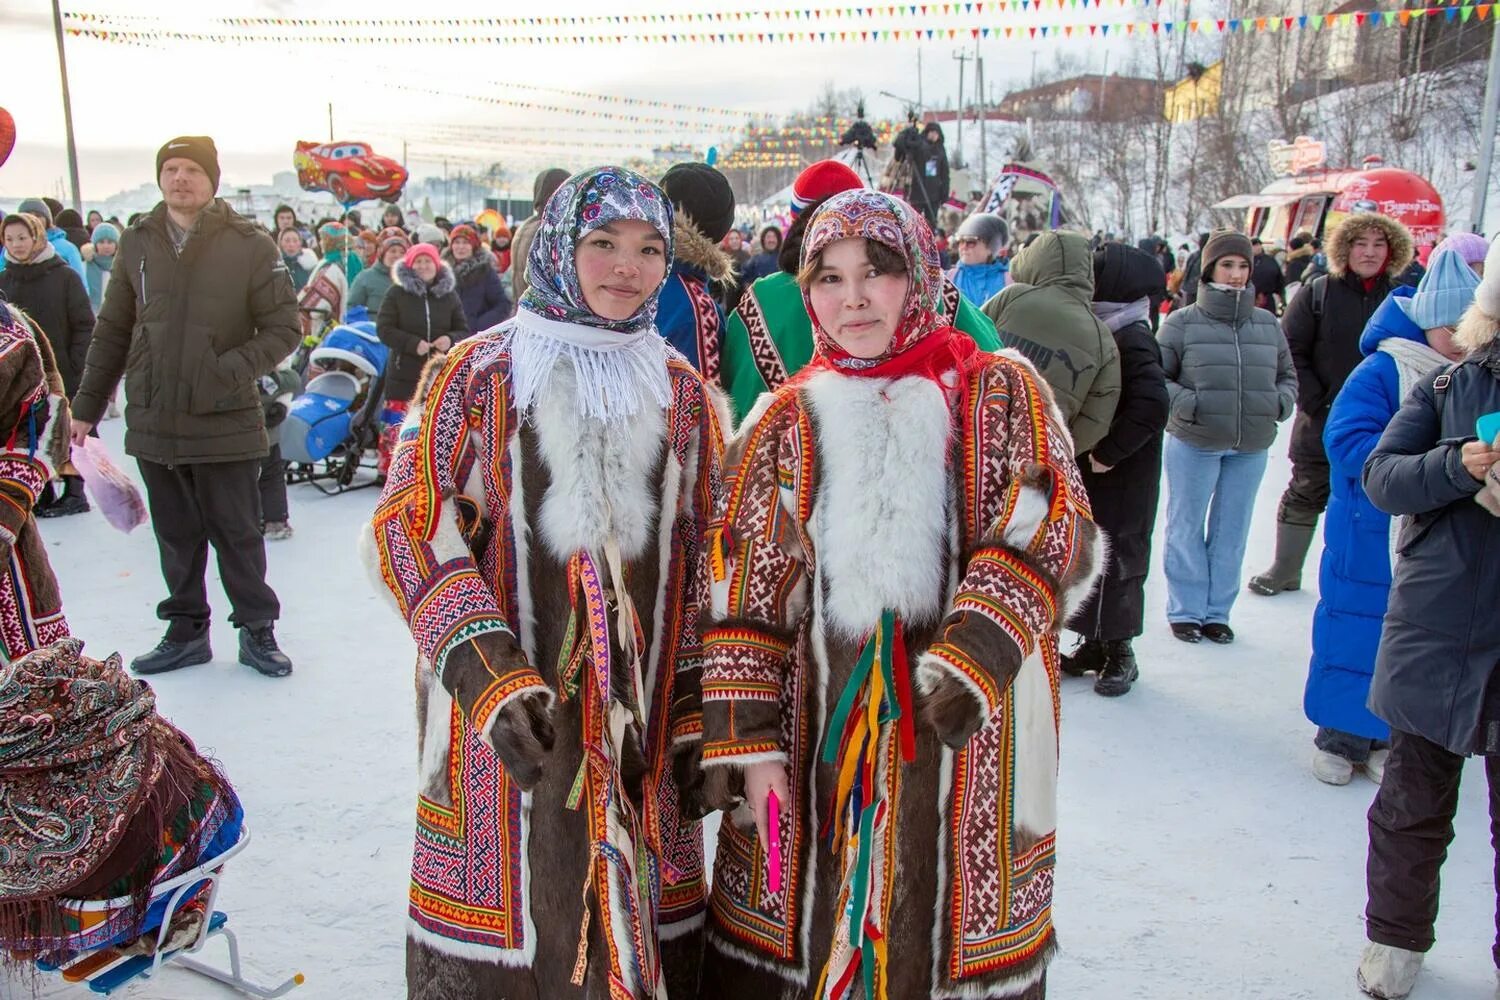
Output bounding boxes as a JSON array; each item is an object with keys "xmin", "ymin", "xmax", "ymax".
[{"xmin": 32, "ymin": 826, "xmax": 304, "ymax": 998}]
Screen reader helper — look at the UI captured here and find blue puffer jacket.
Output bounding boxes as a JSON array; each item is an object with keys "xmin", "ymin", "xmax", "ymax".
[
  {"xmin": 948, "ymin": 259, "xmax": 1009, "ymax": 308},
  {"xmin": 1305, "ymin": 286, "xmax": 1429, "ymax": 739}
]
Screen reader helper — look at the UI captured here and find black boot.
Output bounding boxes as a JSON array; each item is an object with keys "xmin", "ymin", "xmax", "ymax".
[
  {"xmin": 132, "ymin": 631, "xmax": 213, "ymax": 675},
  {"xmin": 1061, "ymin": 638, "xmax": 1107, "ymax": 677},
  {"xmin": 1094, "ymin": 639, "xmax": 1139, "ymax": 697},
  {"xmin": 239, "ymin": 622, "xmax": 293, "ymax": 677},
  {"xmin": 32, "ymin": 480, "xmax": 57, "ymax": 517},
  {"xmin": 39, "ymin": 476, "xmax": 90, "ymax": 518}
]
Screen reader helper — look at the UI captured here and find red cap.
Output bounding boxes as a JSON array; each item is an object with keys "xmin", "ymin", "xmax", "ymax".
[{"xmin": 791, "ymin": 160, "xmax": 864, "ymax": 215}]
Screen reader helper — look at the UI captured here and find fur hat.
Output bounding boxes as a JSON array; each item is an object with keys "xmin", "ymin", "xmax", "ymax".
[
  {"xmin": 403, "ymin": 243, "xmax": 441, "ymax": 271},
  {"xmin": 414, "ymin": 223, "xmax": 446, "ymax": 248},
  {"xmin": 156, "ymin": 135, "xmax": 221, "ymax": 192},
  {"xmin": 660, "ymin": 162, "xmax": 736, "ymax": 243},
  {"xmin": 1327, "ymin": 212, "xmax": 1413, "ymax": 278},
  {"xmin": 90, "ymin": 222, "xmax": 120, "ymax": 245},
  {"xmin": 790, "ymin": 160, "xmax": 864, "ymax": 215},
  {"xmin": 1396, "ymin": 249, "xmax": 1479, "ymax": 330},
  {"xmin": 1200, "ymin": 229, "xmax": 1253, "ymax": 278},
  {"xmin": 1475, "ymin": 238, "xmax": 1500, "ymax": 319},
  {"xmin": 955, "ymin": 212, "xmax": 1009, "ymax": 257}
]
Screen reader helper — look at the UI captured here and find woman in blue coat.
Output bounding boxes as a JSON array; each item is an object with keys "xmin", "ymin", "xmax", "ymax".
[{"xmin": 1307, "ymin": 249, "xmax": 1477, "ymax": 786}]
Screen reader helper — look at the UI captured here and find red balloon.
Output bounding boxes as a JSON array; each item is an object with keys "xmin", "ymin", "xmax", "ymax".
[{"xmin": 0, "ymin": 108, "xmax": 14, "ymax": 171}]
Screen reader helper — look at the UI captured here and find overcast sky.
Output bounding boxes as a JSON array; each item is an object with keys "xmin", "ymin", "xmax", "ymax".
[{"xmin": 1, "ymin": 0, "xmax": 1150, "ymax": 203}]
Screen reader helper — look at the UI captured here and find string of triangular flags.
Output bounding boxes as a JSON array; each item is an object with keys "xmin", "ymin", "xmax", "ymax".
[{"xmin": 63, "ymin": 4, "xmax": 1496, "ymax": 46}]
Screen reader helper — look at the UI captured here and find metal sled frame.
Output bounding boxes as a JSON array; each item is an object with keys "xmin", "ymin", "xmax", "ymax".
[
  {"xmin": 43, "ymin": 825, "xmax": 304, "ymax": 997},
  {"xmin": 284, "ymin": 367, "xmax": 389, "ymax": 496}
]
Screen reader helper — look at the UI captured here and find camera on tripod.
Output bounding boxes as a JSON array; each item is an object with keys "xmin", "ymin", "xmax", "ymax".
[{"xmin": 839, "ymin": 101, "xmax": 879, "ymax": 151}]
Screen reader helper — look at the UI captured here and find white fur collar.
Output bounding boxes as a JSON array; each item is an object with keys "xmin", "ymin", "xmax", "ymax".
[
  {"xmin": 532, "ymin": 358, "xmax": 667, "ymax": 561},
  {"xmin": 803, "ymin": 370, "xmax": 952, "ymax": 638}
]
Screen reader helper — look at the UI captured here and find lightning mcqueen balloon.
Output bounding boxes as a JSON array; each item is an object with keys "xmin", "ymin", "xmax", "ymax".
[{"xmin": 293, "ymin": 140, "xmax": 408, "ymax": 205}]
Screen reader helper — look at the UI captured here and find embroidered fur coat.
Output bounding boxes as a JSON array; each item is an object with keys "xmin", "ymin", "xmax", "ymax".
[
  {"xmin": 0, "ymin": 304, "xmax": 70, "ymax": 662},
  {"xmin": 698, "ymin": 352, "xmax": 1102, "ymax": 999},
  {"xmin": 365, "ymin": 332, "xmax": 725, "ymax": 999}
]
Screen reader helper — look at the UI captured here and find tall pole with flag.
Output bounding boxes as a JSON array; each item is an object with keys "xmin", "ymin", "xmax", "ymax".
[{"xmin": 50, "ymin": 0, "xmax": 82, "ymax": 211}]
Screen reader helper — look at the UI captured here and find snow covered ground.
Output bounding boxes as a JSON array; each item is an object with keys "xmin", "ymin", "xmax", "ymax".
[{"xmin": 16, "ymin": 418, "xmax": 1496, "ymax": 1000}]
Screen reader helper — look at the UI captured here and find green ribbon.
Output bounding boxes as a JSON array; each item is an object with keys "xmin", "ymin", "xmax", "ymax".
[{"xmin": 822, "ymin": 627, "xmax": 876, "ymax": 764}]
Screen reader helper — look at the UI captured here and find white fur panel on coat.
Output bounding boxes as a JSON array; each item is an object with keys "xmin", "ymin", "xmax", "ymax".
[
  {"xmin": 803, "ymin": 370, "xmax": 951, "ymax": 639},
  {"xmin": 532, "ymin": 359, "xmax": 667, "ymax": 562}
]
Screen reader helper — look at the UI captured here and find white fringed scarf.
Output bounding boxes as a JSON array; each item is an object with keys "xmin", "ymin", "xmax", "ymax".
[
  {"xmin": 497, "ymin": 309, "xmax": 671, "ymax": 424},
  {"xmin": 1376, "ymin": 335, "xmax": 1448, "ymax": 569}
]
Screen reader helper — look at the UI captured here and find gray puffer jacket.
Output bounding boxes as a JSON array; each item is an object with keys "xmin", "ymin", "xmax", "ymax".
[{"xmin": 1158, "ymin": 281, "xmax": 1296, "ymax": 452}]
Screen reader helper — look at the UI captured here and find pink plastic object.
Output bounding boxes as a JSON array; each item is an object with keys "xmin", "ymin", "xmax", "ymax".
[
  {"xmin": 767, "ymin": 789, "xmax": 783, "ymax": 894},
  {"xmin": 70, "ymin": 438, "xmax": 147, "ymax": 533}
]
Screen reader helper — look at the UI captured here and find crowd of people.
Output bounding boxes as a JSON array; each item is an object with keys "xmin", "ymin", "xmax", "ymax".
[{"xmin": 0, "ymin": 127, "xmax": 1497, "ymax": 1000}]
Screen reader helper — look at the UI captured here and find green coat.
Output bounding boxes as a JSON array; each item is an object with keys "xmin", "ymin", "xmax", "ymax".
[
  {"xmin": 980, "ymin": 231, "xmax": 1120, "ymax": 456},
  {"xmin": 71, "ymin": 200, "xmax": 301, "ymax": 465},
  {"xmin": 720, "ymin": 270, "xmax": 1001, "ymax": 424}
]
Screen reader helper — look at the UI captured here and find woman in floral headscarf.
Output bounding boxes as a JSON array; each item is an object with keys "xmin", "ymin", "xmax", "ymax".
[
  {"xmin": 697, "ymin": 190, "xmax": 1102, "ymax": 1000},
  {"xmin": 366, "ymin": 166, "xmax": 725, "ymax": 999}
]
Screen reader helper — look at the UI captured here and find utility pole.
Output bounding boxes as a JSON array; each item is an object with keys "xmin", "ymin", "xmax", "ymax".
[
  {"xmin": 328, "ymin": 102, "xmax": 334, "ymax": 141},
  {"xmin": 50, "ymin": 0, "xmax": 82, "ymax": 211},
  {"xmin": 977, "ymin": 40, "xmax": 988, "ymax": 189},
  {"xmin": 952, "ymin": 49, "xmax": 968, "ymax": 168},
  {"xmin": 1471, "ymin": 15, "xmax": 1500, "ymax": 233},
  {"xmin": 917, "ymin": 49, "xmax": 924, "ymax": 109}
]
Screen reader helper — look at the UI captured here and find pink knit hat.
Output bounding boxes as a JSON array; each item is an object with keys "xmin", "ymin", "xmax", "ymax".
[{"xmin": 403, "ymin": 243, "xmax": 441, "ymax": 270}]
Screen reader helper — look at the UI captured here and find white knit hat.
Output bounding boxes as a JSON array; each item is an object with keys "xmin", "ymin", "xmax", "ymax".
[{"xmin": 1476, "ymin": 236, "xmax": 1500, "ymax": 319}]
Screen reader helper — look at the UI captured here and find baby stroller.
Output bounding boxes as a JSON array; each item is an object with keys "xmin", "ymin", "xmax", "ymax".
[{"xmin": 282, "ymin": 311, "xmax": 389, "ymax": 494}]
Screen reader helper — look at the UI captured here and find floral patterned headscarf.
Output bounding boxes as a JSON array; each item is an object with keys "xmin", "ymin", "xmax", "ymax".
[
  {"xmin": 518, "ymin": 165, "xmax": 675, "ymax": 334},
  {"xmin": 799, "ymin": 189, "xmax": 946, "ymax": 371}
]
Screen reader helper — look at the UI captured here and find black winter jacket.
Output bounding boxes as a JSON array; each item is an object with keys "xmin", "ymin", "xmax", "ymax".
[
  {"xmin": 72, "ymin": 200, "xmax": 301, "ymax": 465},
  {"xmin": 1283, "ymin": 270, "xmax": 1393, "ymax": 461},
  {"xmin": 377, "ymin": 261, "xmax": 470, "ymax": 402},
  {"xmin": 448, "ymin": 253, "xmax": 511, "ymax": 334},
  {"xmin": 1363, "ymin": 348, "xmax": 1500, "ymax": 755},
  {"xmin": 0, "ymin": 254, "xmax": 94, "ymax": 395}
]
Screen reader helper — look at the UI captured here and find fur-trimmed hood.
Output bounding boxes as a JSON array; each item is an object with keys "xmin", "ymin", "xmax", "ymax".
[
  {"xmin": 394, "ymin": 259, "xmax": 457, "ymax": 297},
  {"xmin": 1326, "ymin": 212, "xmax": 1414, "ymax": 279},
  {"xmin": 672, "ymin": 215, "xmax": 735, "ymax": 285},
  {"xmin": 1455, "ymin": 295, "xmax": 1500, "ymax": 356}
]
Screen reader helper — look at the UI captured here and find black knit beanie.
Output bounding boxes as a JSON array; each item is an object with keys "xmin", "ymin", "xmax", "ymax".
[
  {"xmin": 156, "ymin": 136, "xmax": 221, "ymax": 192},
  {"xmin": 660, "ymin": 162, "xmax": 736, "ymax": 243}
]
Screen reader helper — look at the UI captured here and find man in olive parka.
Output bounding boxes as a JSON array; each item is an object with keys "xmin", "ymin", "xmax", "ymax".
[{"xmin": 981, "ymin": 230, "xmax": 1121, "ymax": 455}]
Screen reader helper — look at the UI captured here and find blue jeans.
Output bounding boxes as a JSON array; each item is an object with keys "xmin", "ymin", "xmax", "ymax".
[{"xmin": 1163, "ymin": 437, "xmax": 1269, "ymax": 625}]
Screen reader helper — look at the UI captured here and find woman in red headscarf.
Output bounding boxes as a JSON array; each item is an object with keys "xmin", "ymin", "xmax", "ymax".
[{"xmin": 697, "ymin": 190, "xmax": 1103, "ymax": 1000}]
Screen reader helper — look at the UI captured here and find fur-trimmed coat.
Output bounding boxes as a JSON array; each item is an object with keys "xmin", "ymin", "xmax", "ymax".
[
  {"xmin": 698, "ymin": 351, "xmax": 1102, "ymax": 999},
  {"xmin": 365, "ymin": 333, "xmax": 726, "ymax": 998},
  {"xmin": 657, "ymin": 219, "xmax": 735, "ymax": 384},
  {"xmin": 1282, "ymin": 212, "xmax": 1415, "ymax": 464},
  {"xmin": 0, "ymin": 304, "xmax": 70, "ymax": 662},
  {"xmin": 375, "ymin": 261, "xmax": 470, "ymax": 403}
]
